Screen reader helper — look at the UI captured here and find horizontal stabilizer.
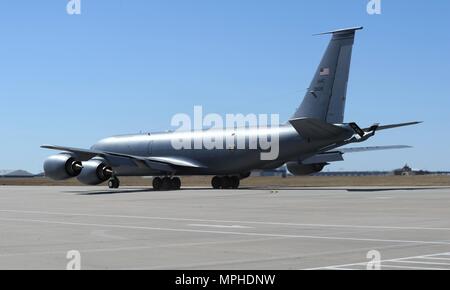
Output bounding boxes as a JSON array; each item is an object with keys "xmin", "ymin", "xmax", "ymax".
[
  {"xmin": 363, "ymin": 121, "xmax": 422, "ymax": 132},
  {"xmin": 336, "ymin": 145, "xmax": 412, "ymax": 153},
  {"xmin": 302, "ymin": 152, "xmax": 344, "ymax": 165},
  {"xmin": 314, "ymin": 26, "xmax": 363, "ymax": 36},
  {"xmin": 299, "ymin": 145, "xmax": 412, "ymax": 165},
  {"xmin": 289, "ymin": 118, "xmax": 349, "ymax": 139}
]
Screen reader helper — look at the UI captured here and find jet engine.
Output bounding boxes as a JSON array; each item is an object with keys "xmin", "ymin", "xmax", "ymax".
[
  {"xmin": 77, "ymin": 158, "xmax": 113, "ymax": 185},
  {"xmin": 286, "ymin": 162, "xmax": 327, "ymax": 176},
  {"xmin": 43, "ymin": 154, "xmax": 83, "ymax": 180}
]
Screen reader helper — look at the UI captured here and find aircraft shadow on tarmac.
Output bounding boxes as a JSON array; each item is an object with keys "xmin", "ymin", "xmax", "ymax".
[
  {"xmin": 345, "ymin": 187, "xmax": 450, "ymax": 192},
  {"xmin": 67, "ymin": 187, "xmax": 220, "ymax": 195},
  {"xmin": 68, "ymin": 188, "xmax": 156, "ymax": 195},
  {"xmin": 65, "ymin": 186, "xmax": 450, "ymax": 195},
  {"xmin": 250, "ymin": 187, "xmax": 450, "ymax": 192},
  {"xmin": 248, "ymin": 187, "xmax": 450, "ymax": 192}
]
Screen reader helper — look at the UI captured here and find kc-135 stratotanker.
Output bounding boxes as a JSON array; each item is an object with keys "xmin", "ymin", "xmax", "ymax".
[{"xmin": 42, "ymin": 27, "xmax": 420, "ymax": 190}]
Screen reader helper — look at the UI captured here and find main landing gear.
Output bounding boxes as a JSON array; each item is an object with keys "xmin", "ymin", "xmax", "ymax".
[
  {"xmin": 211, "ymin": 176, "xmax": 240, "ymax": 189},
  {"xmin": 108, "ymin": 176, "xmax": 120, "ymax": 189},
  {"xmin": 108, "ymin": 176, "xmax": 240, "ymax": 190},
  {"xmin": 152, "ymin": 176, "xmax": 181, "ymax": 191}
]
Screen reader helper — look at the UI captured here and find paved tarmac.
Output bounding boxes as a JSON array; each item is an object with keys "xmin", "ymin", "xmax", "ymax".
[{"xmin": 0, "ymin": 185, "xmax": 449, "ymax": 269}]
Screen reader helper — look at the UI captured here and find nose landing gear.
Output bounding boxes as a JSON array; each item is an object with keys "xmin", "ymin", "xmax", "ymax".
[
  {"xmin": 211, "ymin": 176, "xmax": 240, "ymax": 189},
  {"xmin": 108, "ymin": 176, "xmax": 120, "ymax": 189}
]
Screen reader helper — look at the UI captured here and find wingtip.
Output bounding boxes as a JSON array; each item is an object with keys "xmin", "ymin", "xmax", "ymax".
[{"xmin": 40, "ymin": 145, "xmax": 60, "ymax": 150}]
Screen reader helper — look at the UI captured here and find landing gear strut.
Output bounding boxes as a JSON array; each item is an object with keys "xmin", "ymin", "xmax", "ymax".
[
  {"xmin": 108, "ymin": 176, "xmax": 120, "ymax": 189},
  {"xmin": 211, "ymin": 176, "xmax": 240, "ymax": 189},
  {"xmin": 152, "ymin": 176, "xmax": 181, "ymax": 191}
]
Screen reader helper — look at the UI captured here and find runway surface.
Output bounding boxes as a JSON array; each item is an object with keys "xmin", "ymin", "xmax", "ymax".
[{"xmin": 0, "ymin": 185, "xmax": 449, "ymax": 270}]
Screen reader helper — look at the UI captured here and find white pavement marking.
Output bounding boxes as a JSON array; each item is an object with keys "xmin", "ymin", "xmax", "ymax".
[
  {"xmin": 380, "ymin": 264, "xmax": 445, "ymax": 270},
  {"xmin": 419, "ymin": 257, "xmax": 450, "ymax": 261},
  {"xmin": 308, "ymin": 252, "xmax": 450, "ymax": 270},
  {"xmin": 391, "ymin": 259, "xmax": 450, "ymax": 266},
  {"xmin": 1, "ymin": 209, "xmax": 450, "ymax": 231},
  {"xmin": 140, "ymin": 242, "xmax": 429, "ymax": 270},
  {"xmin": 1, "ymin": 217, "xmax": 450, "ymax": 246},
  {"xmin": 0, "ymin": 237, "xmax": 286, "ymax": 258},
  {"xmin": 188, "ymin": 224, "xmax": 252, "ymax": 229}
]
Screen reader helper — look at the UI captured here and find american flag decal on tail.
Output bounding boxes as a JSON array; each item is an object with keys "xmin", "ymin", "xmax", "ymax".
[{"xmin": 320, "ymin": 67, "xmax": 330, "ymax": 76}]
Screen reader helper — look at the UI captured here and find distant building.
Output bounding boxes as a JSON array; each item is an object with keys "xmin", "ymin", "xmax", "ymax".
[
  {"xmin": 393, "ymin": 164, "xmax": 413, "ymax": 176},
  {"xmin": 393, "ymin": 164, "xmax": 430, "ymax": 176}
]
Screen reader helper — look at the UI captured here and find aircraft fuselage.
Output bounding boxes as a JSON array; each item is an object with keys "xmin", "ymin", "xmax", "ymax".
[{"xmin": 91, "ymin": 124, "xmax": 348, "ymax": 176}]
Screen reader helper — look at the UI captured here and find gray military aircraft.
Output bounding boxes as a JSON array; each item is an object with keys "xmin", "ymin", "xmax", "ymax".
[{"xmin": 42, "ymin": 27, "xmax": 420, "ymax": 190}]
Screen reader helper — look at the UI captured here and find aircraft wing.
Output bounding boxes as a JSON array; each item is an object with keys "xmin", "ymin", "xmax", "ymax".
[
  {"xmin": 41, "ymin": 145, "xmax": 102, "ymax": 160},
  {"xmin": 301, "ymin": 145, "xmax": 411, "ymax": 164},
  {"xmin": 40, "ymin": 145, "xmax": 204, "ymax": 172}
]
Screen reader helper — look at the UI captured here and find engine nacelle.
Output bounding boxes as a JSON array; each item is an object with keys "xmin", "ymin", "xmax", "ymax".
[
  {"xmin": 286, "ymin": 162, "xmax": 327, "ymax": 176},
  {"xmin": 77, "ymin": 158, "xmax": 113, "ymax": 185},
  {"xmin": 43, "ymin": 154, "xmax": 83, "ymax": 180}
]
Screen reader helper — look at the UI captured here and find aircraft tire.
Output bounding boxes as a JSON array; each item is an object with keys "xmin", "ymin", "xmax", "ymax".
[
  {"xmin": 211, "ymin": 176, "xmax": 221, "ymax": 189},
  {"xmin": 152, "ymin": 177, "xmax": 162, "ymax": 190},
  {"xmin": 171, "ymin": 177, "xmax": 181, "ymax": 190},
  {"xmin": 161, "ymin": 177, "xmax": 172, "ymax": 190},
  {"xmin": 221, "ymin": 176, "xmax": 231, "ymax": 189},
  {"xmin": 108, "ymin": 177, "xmax": 120, "ymax": 189},
  {"xmin": 230, "ymin": 176, "xmax": 240, "ymax": 189}
]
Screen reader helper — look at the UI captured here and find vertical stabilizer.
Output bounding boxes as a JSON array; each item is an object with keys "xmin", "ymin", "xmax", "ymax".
[{"xmin": 292, "ymin": 27, "xmax": 362, "ymax": 123}]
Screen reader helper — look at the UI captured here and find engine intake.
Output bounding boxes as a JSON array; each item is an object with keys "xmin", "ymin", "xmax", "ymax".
[
  {"xmin": 77, "ymin": 158, "xmax": 113, "ymax": 185},
  {"xmin": 43, "ymin": 154, "xmax": 82, "ymax": 180}
]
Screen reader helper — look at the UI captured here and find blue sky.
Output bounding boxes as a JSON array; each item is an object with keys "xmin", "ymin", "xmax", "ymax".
[{"xmin": 0, "ymin": 0, "xmax": 449, "ymax": 173}]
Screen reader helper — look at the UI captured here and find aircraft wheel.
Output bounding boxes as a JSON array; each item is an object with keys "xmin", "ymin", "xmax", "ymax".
[
  {"xmin": 161, "ymin": 177, "xmax": 172, "ymax": 190},
  {"xmin": 221, "ymin": 176, "xmax": 231, "ymax": 189},
  {"xmin": 108, "ymin": 177, "xmax": 120, "ymax": 189},
  {"xmin": 230, "ymin": 176, "xmax": 240, "ymax": 189},
  {"xmin": 211, "ymin": 176, "xmax": 221, "ymax": 189},
  {"xmin": 152, "ymin": 177, "xmax": 162, "ymax": 190},
  {"xmin": 171, "ymin": 177, "xmax": 181, "ymax": 190}
]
